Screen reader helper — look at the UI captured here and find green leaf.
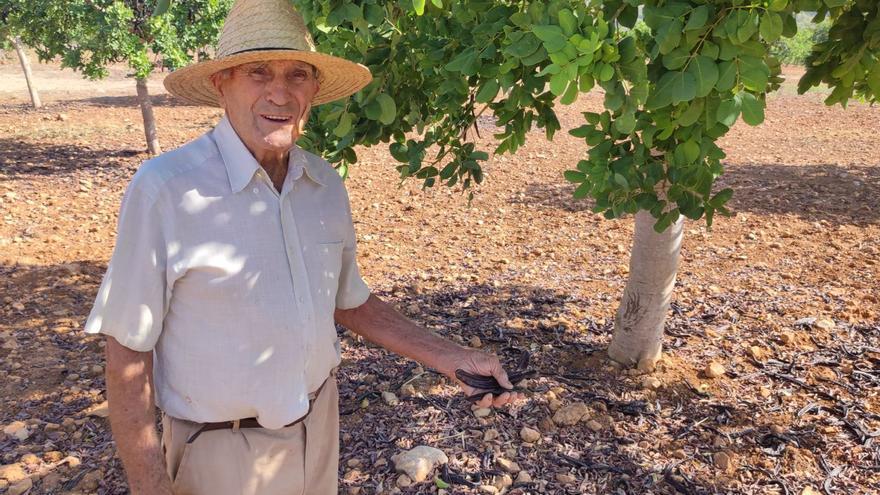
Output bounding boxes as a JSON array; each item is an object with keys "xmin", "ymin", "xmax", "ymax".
[
  {"xmin": 597, "ymin": 63, "xmax": 614, "ymax": 82},
  {"xmin": 334, "ymin": 112, "xmax": 352, "ymax": 137},
  {"xmin": 686, "ymin": 55, "xmax": 719, "ymax": 98},
  {"xmin": 475, "ymin": 79, "xmax": 500, "ymax": 103},
  {"xmin": 709, "ymin": 188, "xmax": 734, "ymax": 207},
  {"xmin": 670, "ymin": 71, "xmax": 697, "ymax": 105},
  {"xmin": 759, "ymin": 12, "xmax": 783, "ymax": 43},
  {"xmin": 435, "ymin": 477, "xmax": 450, "ymax": 489},
  {"xmin": 657, "ymin": 20, "xmax": 684, "ymax": 55},
  {"xmin": 613, "ymin": 173, "xmax": 629, "ymax": 189},
  {"xmin": 866, "ymin": 62, "xmax": 880, "ymax": 97},
  {"xmin": 677, "ymin": 99, "xmax": 704, "ymax": 127},
  {"xmin": 389, "ymin": 143, "xmax": 409, "ymax": 162},
  {"xmin": 573, "ymin": 182, "xmax": 590, "ymax": 199},
  {"xmin": 560, "ymin": 80, "xmax": 579, "ymax": 105},
  {"xmin": 550, "ymin": 71, "xmax": 569, "ymax": 96},
  {"xmin": 154, "ymin": 0, "xmax": 170, "ymax": 16},
  {"xmin": 413, "ymin": 0, "xmax": 426, "ymax": 15},
  {"xmin": 768, "ymin": 0, "xmax": 788, "ymax": 11},
  {"xmin": 739, "ymin": 56, "xmax": 770, "ymax": 92},
  {"xmin": 558, "ymin": 9, "xmax": 577, "ymax": 36},
  {"xmin": 685, "ymin": 5, "xmax": 709, "ymax": 31},
  {"xmin": 533, "ymin": 25, "xmax": 568, "ymax": 53},
  {"xmin": 739, "ymin": 92, "xmax": 765, "ymax": 126},
  {"xmin": 663, "ymin": 48, "xmax": 690, "ymax": 70},
  {"xmin": 823, "ymin": 0, "xmax": 848, "ymax": 6},
  {"xmin": 716, "ymin": 61, "xmax": 737, "ymax": 92},
  {"xmin": 716, "ymin": 98, "xmax": 741, "ymax": 127},
  {"xmin": 736, "ymin": 12, "xmax": 758, "ymax": 43},
  {"xmin": 564, "ymin": 170, "xmax": 586, "ymax": 183},
  {"xmin": 376, "ymin": 94, "xmax": 397, "ymax": 125},
  {"xmin": 678, "ymin": 140, "xmax": 701, "ymax": 163},
  {"xmin": 613, "ymin": 111, "xmax": 637, "ymax": 134}
]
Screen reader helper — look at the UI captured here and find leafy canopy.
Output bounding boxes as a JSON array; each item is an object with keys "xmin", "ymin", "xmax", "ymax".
[
  {"xmin": 8, "ymin": 0, "xmax": 231, "ymax": 79},
  {"xmin": 295, "ymin": 0, "xmax": 877, "ymax": 230}
]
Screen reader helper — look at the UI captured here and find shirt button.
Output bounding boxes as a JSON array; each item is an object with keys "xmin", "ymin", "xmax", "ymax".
[
  {"xmin": 253, "ymin": 187, "xmax": 258, "ymax": 194},
  {"xmin": 298, "ymin": 296, "xmax": 304, "ymax": 303}
]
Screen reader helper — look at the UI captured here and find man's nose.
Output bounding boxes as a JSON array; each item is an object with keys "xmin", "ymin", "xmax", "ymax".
[{"xmin": 264, "ymin": 76, "xmax": 293, "ymax": 106}]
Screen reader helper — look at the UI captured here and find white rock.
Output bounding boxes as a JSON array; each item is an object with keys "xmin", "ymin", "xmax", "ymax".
[
  {"xmin": 496, "ymin": 458, "xmax": 520, "ymax": 473},
  {"xmin": 515, "ymin": 471, "xmax": 532, "ymax": 483},
  {"xmin": 8, "ymin": 478, "xmax": 32, "ymax": 495},
  {"xmin": 473, "ymin": 407, "xmax": 492, "ymax": 418},
  {"xmin": 519, "ymin": 426, "xmax": 540, "ymax": 443},
  {"xmin": 391, "ymin": 446, "xmax": 448, "ymax": 482},
  {"xmin": 705, "ymin": 362, "xmax": 726, "ymax": 379},
  {"xmin": 0, "ymin": 463, "xmax": 28, "ymax": 483},
  {"xmin": 551, "ymin": 402, "xmax": 589, "ymax": 426},
  {"xmin": 381, "ymin": 392, "xmax": 399, "ymax": 406},
  {"xmin": 2, "ymin": 422, "xmax": 29, "ymax": 442}
]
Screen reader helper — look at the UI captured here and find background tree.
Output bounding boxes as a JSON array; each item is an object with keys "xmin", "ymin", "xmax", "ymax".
[
  {"xmin": 292, "ymin": 0, "xmax": 877, "ymax": 367},
  {"xmin": 0, "ymin": 5, "xmax": 42, "ymax": 108},
  {"xmin": 9, "ymin": 0, "xmax": 232, "ymax": 154}
]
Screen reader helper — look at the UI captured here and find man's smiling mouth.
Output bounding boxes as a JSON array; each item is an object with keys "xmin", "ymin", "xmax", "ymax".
[{"xmin": 261, "ymin": 114, "xmax": 293, "ymax": 123}]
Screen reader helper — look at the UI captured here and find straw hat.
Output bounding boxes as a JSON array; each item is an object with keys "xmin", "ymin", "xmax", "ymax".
[{"xmin": 164, "ymin": 0, "xmax": 372, "ymax": 107}]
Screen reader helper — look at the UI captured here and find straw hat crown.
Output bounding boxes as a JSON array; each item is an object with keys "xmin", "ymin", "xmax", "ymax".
[
  {"xmin": 216, "ymin": 0, "xmax": 316, "ymax": 57},
  {"xmin": 163, "ymin": 0, "xmax": 372, "ymax": 107}
]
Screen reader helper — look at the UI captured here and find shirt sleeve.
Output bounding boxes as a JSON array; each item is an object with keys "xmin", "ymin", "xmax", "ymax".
[
  {"xmin": 84, "ymin": 176, "xmax": 169, "ymax": 351},
  {"xmin": 335, "ymin": 186, "xmax": 371, "ymax": 310}
]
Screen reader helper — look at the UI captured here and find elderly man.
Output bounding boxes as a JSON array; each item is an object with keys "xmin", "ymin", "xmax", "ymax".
[{"xmin": 84, "ymin": 0, "xmax": 519, "ymax": 494}]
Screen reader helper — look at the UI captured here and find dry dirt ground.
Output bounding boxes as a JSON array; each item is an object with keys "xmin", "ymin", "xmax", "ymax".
[{"xmin": 0, "ymin": 57, "xmax": 878, "ymax": 495}]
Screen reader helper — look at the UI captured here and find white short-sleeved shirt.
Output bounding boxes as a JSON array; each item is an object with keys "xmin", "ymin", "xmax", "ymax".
[{"xmin": 85, "ymin": 116, "xmax": 371, "ymax": 429}]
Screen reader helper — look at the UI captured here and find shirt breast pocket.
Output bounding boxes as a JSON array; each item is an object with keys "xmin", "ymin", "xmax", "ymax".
[{"xmin": 312, "ymin": 241, "xmax": 344, "ymax": 313}]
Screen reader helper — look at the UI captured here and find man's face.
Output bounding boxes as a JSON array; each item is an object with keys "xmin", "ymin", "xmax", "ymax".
[{"xmin": 212, "ymin": 59, "xmax": 320, "ymax": 157}]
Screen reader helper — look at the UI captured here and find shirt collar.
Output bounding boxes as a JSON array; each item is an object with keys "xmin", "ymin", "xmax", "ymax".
[{"xmin": 213, "ymin": 115, "xmax": 325, "ymax": 193}]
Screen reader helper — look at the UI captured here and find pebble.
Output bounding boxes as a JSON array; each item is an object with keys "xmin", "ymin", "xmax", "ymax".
[
  {"xmin": 519, "ymin": 426, "xmax": 540, "ymax": 443},
  {"xmin": 759, "ymin": 387, "xmax": 772, "ymax": 398},
  {"xmin": 478, "ymin": 485, "xmax": 498, "ymax": 494},
  {"xmin": 483, "ymin": 429, "xmax": 500, "ymax": 442},
  {"xmin": 85, "ymin": 400, "xmax": 110, "ymax": 418},
  {"xmin": 705, "ymin": 362, "xmax": 726, "ymax": 379},
  {"xmin": 637, "ymin": 356, "xmax": 658, "ymax": 373},
  {"xmin": 801, "ymin": 486, "xmax": 821, "ymax": 495},
  {"xmin": 551, "ymin": 402, "xmax": 589, "ymax": 426},
  {"xmin": 555, "ymin": 472, "xmax": 576, "ymax": 485},
  {"xmin": 779, "ymin": 331, "xmax": 796, "ymax": 345},
  {"xmin": 548, "ymin": 398, "xmax": 563, "ymax": 412},
  {"xmin": 494, "ymin": 474, "xmax": 513, "ymax": 489},
  {"xmin": 2, "ymin": 422, "xmax": 29, "ymax": 442},
  {"xmin": 585, "ymin": 419, "xmax": 603, "ymax": 432},
  {"xmin": 399, "ymin": 383, "xmax": 417, "ymax": 398},
  {"xmin": 19, "ymin": 454, "xmax": 39, "ymax": 466},
  {"xmin": 496, "ymin": 457, "xmax": 520, "ymax": 473},
  {"xmin": 714, "ymin": 451, "xmax": 734, "ymax": 472},
  {"xmin": 515, "ymin": 471, "xmax": 532, "ymax": 483},
  {"xmin": 468, "ymin": 336, "xmax": 483, "ymax": 348},
  {"xmin": 641, "ymin": 376, "xmax": 662, "ymax": 390},
  {"xmin": 770, "ymin": 425, "xmax": 786, "ymax": 435},
  {"xmin": 8, "ymin": 478, "xmax": 32, "ymax": 495},
  {"xmin": 473, "ymin": 407, "xmax": 492, "ymax": 418},
  {"xmin": 396, "ymin": 474, "xmax": 412, "ymax": 487},
  {"xmin": 64, "ymin": 456, "xmax": 81, "ymax": 468},
  {"xmin": 44, "ymin": 451, "xmax": 64, "ymax": 463},
  {"xmin": 814, "ymin": 318, "xmax": 835, "ymax": 331},
  {"xmin": 381, "ymin": 391, "xmax": 399, "ymax": 406},
  {"xmin": 748, "ymin": 346, "xmax": 767, "ymax": 361},
  {"xmin": 391, "ymin": 445, "xmax": 448, "ymax": 482},
  {"xmin": 0, "ymin": 463, "xmax": 27, "ymax": 483}
]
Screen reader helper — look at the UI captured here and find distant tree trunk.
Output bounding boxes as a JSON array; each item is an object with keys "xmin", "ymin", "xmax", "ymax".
[
  {"xmin": 135, "ymin": 77, "xmax": 161, "ymax": 155},
  {"xmin": 11, "ymin": 36, "xmax": 41, "ymax": 109},
  {"xmin": 608, "ymin": 210, "xmax": 685, "ymax": 367}
]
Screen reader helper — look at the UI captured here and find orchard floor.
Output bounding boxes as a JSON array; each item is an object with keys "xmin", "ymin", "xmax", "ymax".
[{"xmin": 0, "ymin": 59, "xmax": 878, "ymax": 495}]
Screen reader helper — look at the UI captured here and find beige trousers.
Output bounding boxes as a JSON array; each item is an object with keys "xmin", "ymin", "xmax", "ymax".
[{"xmin": 161, "ymin": 378, "xmax": 339, "ymax": 495}]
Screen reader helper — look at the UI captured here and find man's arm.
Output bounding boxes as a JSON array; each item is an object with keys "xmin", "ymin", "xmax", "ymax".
[
  {"xmin": 105, "ymin": 336, "xmax": 173, "ymax": 495},
  {"xmin": 334, "ymin": 294, "xmax": 521, "ymax": 408}
]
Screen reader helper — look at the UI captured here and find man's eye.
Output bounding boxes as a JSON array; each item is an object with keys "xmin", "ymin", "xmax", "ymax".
[{"xmin": 290, "ymin": 71, "xmax": 309, "ymax": 81}]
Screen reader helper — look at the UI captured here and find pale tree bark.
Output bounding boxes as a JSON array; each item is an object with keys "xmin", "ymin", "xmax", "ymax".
[
  {"xmin": 135, "ymin": 77, "xmax": 161, "ymax": 155},
  {"xmin": 608, "ymin": 209, "xmax": 685, "ymax": 367},
  {"xmin": 11, "ymin": 36, "xmax": 41, "ymax": 109}
]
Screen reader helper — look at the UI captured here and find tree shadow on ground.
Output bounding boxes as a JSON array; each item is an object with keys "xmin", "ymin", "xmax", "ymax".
[
  {"xmin": 513, "ymin": 161, "xmax": 880, "ymax": 226},
  {"xmin": 719, "ymin": 162, "xmax": 880, "ymax": 226},
  {"xmin": 334, "ymin": 278, "xmax": 779, "ymax": 494},
  {"xmin": 77, "ymin": 93, "xmax": 201, "ymax": 109},
  {"xmin": 0, "ymin": 137, "xmax": 142, "ymax": 180},
  {"xmin": 0, "ymin": 260, "xmax": 128, "ymax": 494}
]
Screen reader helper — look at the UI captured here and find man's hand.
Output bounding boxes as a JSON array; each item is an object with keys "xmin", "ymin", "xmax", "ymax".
[
  {"xmin": 335, "ymin": 295, "xmax": 524, "ymax": 409},
  {"xmin": 448, "ymin": 349, "xmax": 524, "ymax": 408}
]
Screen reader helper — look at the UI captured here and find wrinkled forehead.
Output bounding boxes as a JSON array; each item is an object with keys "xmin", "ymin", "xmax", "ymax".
[{"xmin": 235, "ymin": 59, "xmax": 317, "ymax": 72}]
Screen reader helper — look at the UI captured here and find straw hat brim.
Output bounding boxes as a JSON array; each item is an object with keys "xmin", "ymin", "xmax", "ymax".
[{"xmin": 163, "ymin": 49, "xmax": 372, "ymax": 107}]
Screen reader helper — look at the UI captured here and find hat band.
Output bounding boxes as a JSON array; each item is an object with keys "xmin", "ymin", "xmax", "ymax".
[{"xmin": 227, "ymin": 47, "xmax": 308, "ymax": 56}]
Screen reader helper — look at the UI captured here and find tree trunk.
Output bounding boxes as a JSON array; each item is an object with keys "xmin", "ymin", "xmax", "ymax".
[
  {"xmin": 607, "ymin": 209, "xmax": 685, "ymax": 367},
  {"xmin": 11, "ymin": 36, "xmax": 41, "ymax": 109},
  {"xmin": 135, "ymin": 77, "xmax": 161, "ymax": 155}
]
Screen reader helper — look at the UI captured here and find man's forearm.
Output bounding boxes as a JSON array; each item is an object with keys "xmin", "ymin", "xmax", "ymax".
[
  {"xmin": 334, "ymin": 294, "xmax": 466, "ymax": 378},
  {"xmin": 105, "ymin": 337, "xmax": 172, "ymax": 495}
]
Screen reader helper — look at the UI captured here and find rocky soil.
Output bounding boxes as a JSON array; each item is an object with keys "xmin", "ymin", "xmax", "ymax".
[{"xmin": 0, "ymin": 61, "xmax": 878, "ymax": 494}]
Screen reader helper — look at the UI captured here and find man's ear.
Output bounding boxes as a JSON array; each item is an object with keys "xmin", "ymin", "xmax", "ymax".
[{"xmin": 210, "ymin": 73, "xmax": 227, "ymax": 107}]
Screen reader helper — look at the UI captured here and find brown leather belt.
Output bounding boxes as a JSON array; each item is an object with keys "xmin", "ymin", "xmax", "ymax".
[{"xmin": 185, "ymin": 375, "xmax": 332, "ymax": 444}]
